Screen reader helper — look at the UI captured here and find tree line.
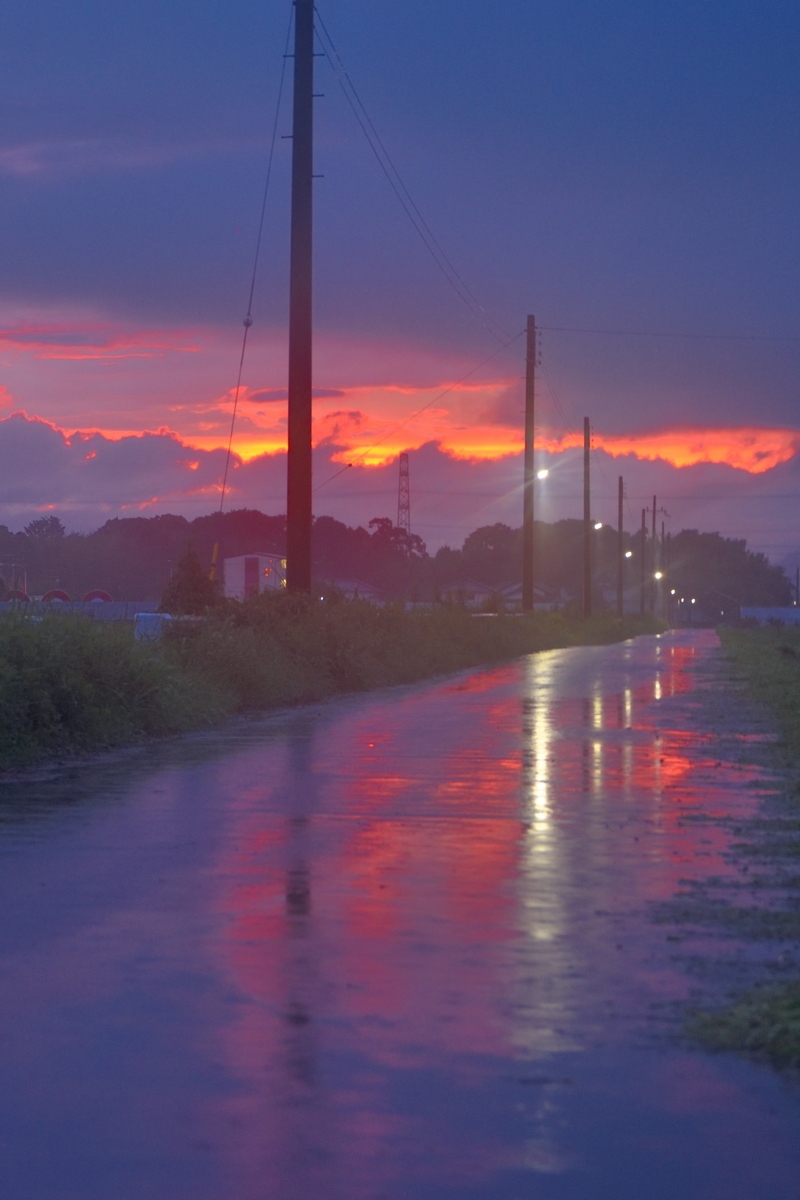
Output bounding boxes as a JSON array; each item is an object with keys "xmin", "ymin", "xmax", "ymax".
[{"xmin": 0, "ymin": 510, "xmax": 790, "ymax": 609}]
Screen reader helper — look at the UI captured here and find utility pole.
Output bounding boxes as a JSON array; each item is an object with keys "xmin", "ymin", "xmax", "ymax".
[
  {"xmin": 640, "ymin": 508, "xmax": 646, "ymax": 615},
  {"xmin": 397, "ymin": 452, "xmax": 411, "ymax": 535},
  {"xmin": 660, "ymin": 520, "xmax": 665, "ymax": 620},
  {"xmin": 286, "ymin": 0, "xmax": 314, "ymax": 593},
  {"xmin": 583, "ymin": 417, "xmax": 591, "ymax": 618},
  {"xmin": 522, "ymin": 315, "xmax": 536, "ymax": 613},
  {"xmin": 617, "ymin": 476, "xmax": 624, "ymax": 618}
]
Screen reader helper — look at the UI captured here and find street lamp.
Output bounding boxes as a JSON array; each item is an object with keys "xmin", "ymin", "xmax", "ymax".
[
  {"xmin": 594, "ymin": 521, "xmax": 603, "ymax": 530},
  {"xmin": 536, "ymin": 468, "xmax": 549, "ymax": 480},
  {"xmin": 625, "ymin": 550, "xmax": 633, "ymax": 559},
  {"xmin": 654, "ymin": 571, "xmax": 663, "ymax": 580}
]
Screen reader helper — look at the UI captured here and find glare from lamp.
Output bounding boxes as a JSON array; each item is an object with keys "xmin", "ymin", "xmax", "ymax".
[
  {"xmin": 624, "ymin": 551, "xmax": 633, "ymax": 559},
  {"xmin": 536, "ymin": 468, "xmax": 549, "ymax": 480},
  {"xmin": 654, "ymin": 571, "xmax": 663, "ymax": 580},
  {"xmin": 594, "ymin": 521, "xmax": 603, "ymax": 530}
]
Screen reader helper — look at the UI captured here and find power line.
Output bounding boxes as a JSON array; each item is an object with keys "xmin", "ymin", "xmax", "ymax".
[
  {"xmin": 219, "ymin": 5, "xmax": 293, "ymax": 513},
  {"xmin": 539, "ymin": 324, "xmax": 800, "ymax": 345},
  {"xmin": 313, "ymin": 5, "xmax": 511, "ymax": 346}
]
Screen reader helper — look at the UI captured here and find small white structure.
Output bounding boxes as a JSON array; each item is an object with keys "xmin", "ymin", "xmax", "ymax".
[
  {"xmin": 135, "ymin": 612, "xmax": 172, "ymax": 640},
  {"xmin": 740, "ymin": 606, "xmax": 800, "ymax": 626},
  {"xmin": 224, "ymin": 553, "xmax": 286, "ymax": 600}
]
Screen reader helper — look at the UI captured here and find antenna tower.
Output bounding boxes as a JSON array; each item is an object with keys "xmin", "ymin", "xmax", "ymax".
[{"xmin": 397, "ymin": 453, "xmax": 411, "ymax": 534}]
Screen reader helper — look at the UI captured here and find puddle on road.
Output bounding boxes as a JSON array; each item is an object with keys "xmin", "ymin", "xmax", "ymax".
[{"xmin": 0, "ymin": 629, "xmax": 798, "ymax": 1199}]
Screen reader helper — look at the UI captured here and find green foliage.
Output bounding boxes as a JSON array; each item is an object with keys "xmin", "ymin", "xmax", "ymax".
[
  {"xmin": 719, "ymin": 626, "xmax": 800, "ymax": 756},
  {"xmin": 0, "ymin": 602, "xmax": 663, "ymax": 769},
  {"xmin": 0, "ymin": 616, "xmax": 224, "ymax": 765},
  {"xmin": 685, "ymin": 983, "xmax": 800, "ymax": 1068},
  {"xmin": 670, "ymin": 530, "xmax": 790, "ymax": 606},
  {"xmin": 159, "ymin": 544, "xmax": 219, "ymax": 615},
  {"xmin": 0, "ymin": 506, "xmax": 790, "ymax": 607},
  {"xmin": 24, "ymin": 516, "xmax": 65, "ymax": 540}
]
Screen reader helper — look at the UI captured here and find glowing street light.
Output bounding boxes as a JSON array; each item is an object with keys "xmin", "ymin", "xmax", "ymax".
[
  {"xmin": 670, "ymin": 588, "xmax": 676, "ymax": 595},
  {"xmin": 654, "ymin": 571, "xmax": 663, "ymax": 580},
  {"xmin": 536, "ymin": 468, "xmax": 549, "ymax": 480},
  {"xmin": 594, "ymin": 521, "xmax": 603, "ymax": 530},
  {"xmin": 624, "ymin": 550, "xmax": 633, "ymax": 559}
]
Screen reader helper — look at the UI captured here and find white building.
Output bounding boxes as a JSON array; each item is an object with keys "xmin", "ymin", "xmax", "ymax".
[{"xmin": 223, "ymin": 553, "xmax": 286, "ymax": 600}]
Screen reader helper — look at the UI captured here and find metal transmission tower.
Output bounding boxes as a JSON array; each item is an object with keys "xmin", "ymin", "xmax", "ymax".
[
  {"xmin": 521, "ymin": 315, "xmax": 536, "ymax": 613},
  {"xmin": 286, "ymin": 0, "xmax": 314, "ymax": 592},
  {"xmin": 397, "ymin": 452, "xmax": 411, "ymax": 534}
]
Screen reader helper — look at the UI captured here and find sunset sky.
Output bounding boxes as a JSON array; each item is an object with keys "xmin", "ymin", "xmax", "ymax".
[{"xmin": 1, "ymin": 0, "xmax": 799, "ymax": 558}]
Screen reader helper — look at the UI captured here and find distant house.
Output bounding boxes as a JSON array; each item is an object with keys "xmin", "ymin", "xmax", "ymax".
[
  {"xmin": 499, "ymin": 581, "xmax": 560, "ymax": 611},
  {"xmin": 322, "ymin": 579, "xmax": 382, "ymax": 601},
  {"xmin": 224, "ymin": 553, "xmax": 286, "ymax": 600},
  {"xmin": 440, "ymin": 580, "xmax": 497, "ymax": 608}
]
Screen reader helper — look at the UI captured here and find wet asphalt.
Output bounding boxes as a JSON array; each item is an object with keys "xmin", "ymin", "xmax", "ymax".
[{"xmin": 0, "ymin": 629, "xmax": 798, "ymax": 1199}]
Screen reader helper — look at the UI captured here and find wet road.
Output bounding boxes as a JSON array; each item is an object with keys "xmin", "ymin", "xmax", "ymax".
[{"xmin": 0, "ymin": 629, "xmax": 798, "ymax": 1199}]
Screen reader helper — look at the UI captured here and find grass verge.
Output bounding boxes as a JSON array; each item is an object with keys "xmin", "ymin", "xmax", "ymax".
[
  {"xmin": 678, "ymin": 625, "xmax": 800, "ymax": 1069},
  {"xmin": 0, "ymin": 600, "xmax": 663, "ymax": 769},
  {"xmin": 685, "ymin": 983, "xmax": 800, "ymax": 1069},
  {"xmin": 718, "ymin": 625, "xmax": 800, "ymax": 757}
]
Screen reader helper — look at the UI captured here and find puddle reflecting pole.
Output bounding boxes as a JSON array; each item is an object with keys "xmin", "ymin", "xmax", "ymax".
[
  {"xmin": 286, "ymin": 0, "xmax": 314, "ymax": 593},
  {"xmin": 583, "ymin": 417, "xmax": 591, "ymax": 618},
  {"xmin": 617, "ymin": 476, "xmax": 623, "ymax": 617},
  {"xmin": 650, "ymin": 495, "xmax": 657, "ymax": 613},
  {"xmin": 640, "ymin": 508, "xmax": 646, "ymax": 615},
  {"xmin": 522, "ymin": 315, "xmax": 536, "ymax": 613}
]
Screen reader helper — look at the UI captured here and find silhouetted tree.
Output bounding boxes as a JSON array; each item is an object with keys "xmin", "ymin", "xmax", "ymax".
[
  {"xmin": 24, "ymin": 516, "xmax": 65, "ymax": 539},
  {"xmin": 159, "ymin": 544, "xmax": 219, "ymax": 614}
]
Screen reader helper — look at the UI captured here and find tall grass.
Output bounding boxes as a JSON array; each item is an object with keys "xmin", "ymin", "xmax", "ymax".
[
  {"xmin": 718, "ymin": 626, "xmax": 800, "ymax": 756},
  {"xmin": 0, "ymin": 600, "xmax": 664, "ymax": 768},
  {"xmin": 0, "ymin": 616, "xmax": 225, "ymax": 766}
]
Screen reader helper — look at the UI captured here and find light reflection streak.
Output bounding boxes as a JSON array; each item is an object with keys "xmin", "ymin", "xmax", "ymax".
[{"xmin": 201, "ymin": 630, "xmax": 769, "ymax": 1193}]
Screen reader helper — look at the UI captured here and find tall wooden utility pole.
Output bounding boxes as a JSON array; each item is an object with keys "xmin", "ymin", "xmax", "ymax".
[
  {"xmin": 617, "ymin": 476, "xmax": 624, "ymax": 618},
  {"xmin": 286, "ymin": 0, "xmax": 314, "ymax": 592},
  {"xmin": 583, "ymin": 417, "xmax": 592, "ymax": 618},
  {"xmin": 522, "ymin": 315, "xmax": 536, "ymax": 613},
  {"xmin": 639, "ymin": 508, "xmax": 646, "ymax": 615}
]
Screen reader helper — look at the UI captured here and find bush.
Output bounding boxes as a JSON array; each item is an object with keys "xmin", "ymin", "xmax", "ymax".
[
  {"xmin": 685, "ymin": 983, "xmax": 800, "ymax": 1068},
  {"xmin": 0, "ymin": 616, "xmax": 224, "ymax": 765},
  {"xmin": 160, "ymin": 543, "xmax": 219, "ymax": 615},
  {"xmin": 0, "ymin": 602, "xmax": 665, "ymax": 769}
]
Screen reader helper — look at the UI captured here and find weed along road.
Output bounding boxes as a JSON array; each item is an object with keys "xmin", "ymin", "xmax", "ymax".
[{"xmin": 0, "ymin": 630, "xmax": 799, "ymax": 1199}]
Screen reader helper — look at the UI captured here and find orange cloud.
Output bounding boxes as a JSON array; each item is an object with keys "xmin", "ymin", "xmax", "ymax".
[
  {"xmin": 538, "ymin": 426, "xmax": 800, "ymax": 474},
  {"xmin": 129, "ymin": 415, "xmax": 800, "ymax": 476}
]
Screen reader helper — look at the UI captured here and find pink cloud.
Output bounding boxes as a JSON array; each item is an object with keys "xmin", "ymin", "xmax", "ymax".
[{"xmin": 0, "ymin": 320, "xmax": 201, "ymax": 361}]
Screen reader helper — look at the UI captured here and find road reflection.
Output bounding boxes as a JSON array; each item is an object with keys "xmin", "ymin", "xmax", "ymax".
[
  {"xmin": 0, "ymin": 630, "xmax": 795, "ymax": 1199},
  {"xmin": 202, "ymin": 630, "xmax": 790, "ymax": 1197}
]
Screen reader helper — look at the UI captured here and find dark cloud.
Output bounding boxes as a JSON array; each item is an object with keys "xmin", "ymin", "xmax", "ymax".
[
  {"xmin": 246, "ymin": 388, "xmax": 345, "ymax": 403},
  {"xmin": 0, "ymin": 412, "xmax": 797, "ymax": 562}
]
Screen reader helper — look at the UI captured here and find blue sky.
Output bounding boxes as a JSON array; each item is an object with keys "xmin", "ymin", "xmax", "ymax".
[{"xmin": 0, "ymin": 0, "xmax": 798, "ymax": 554}]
